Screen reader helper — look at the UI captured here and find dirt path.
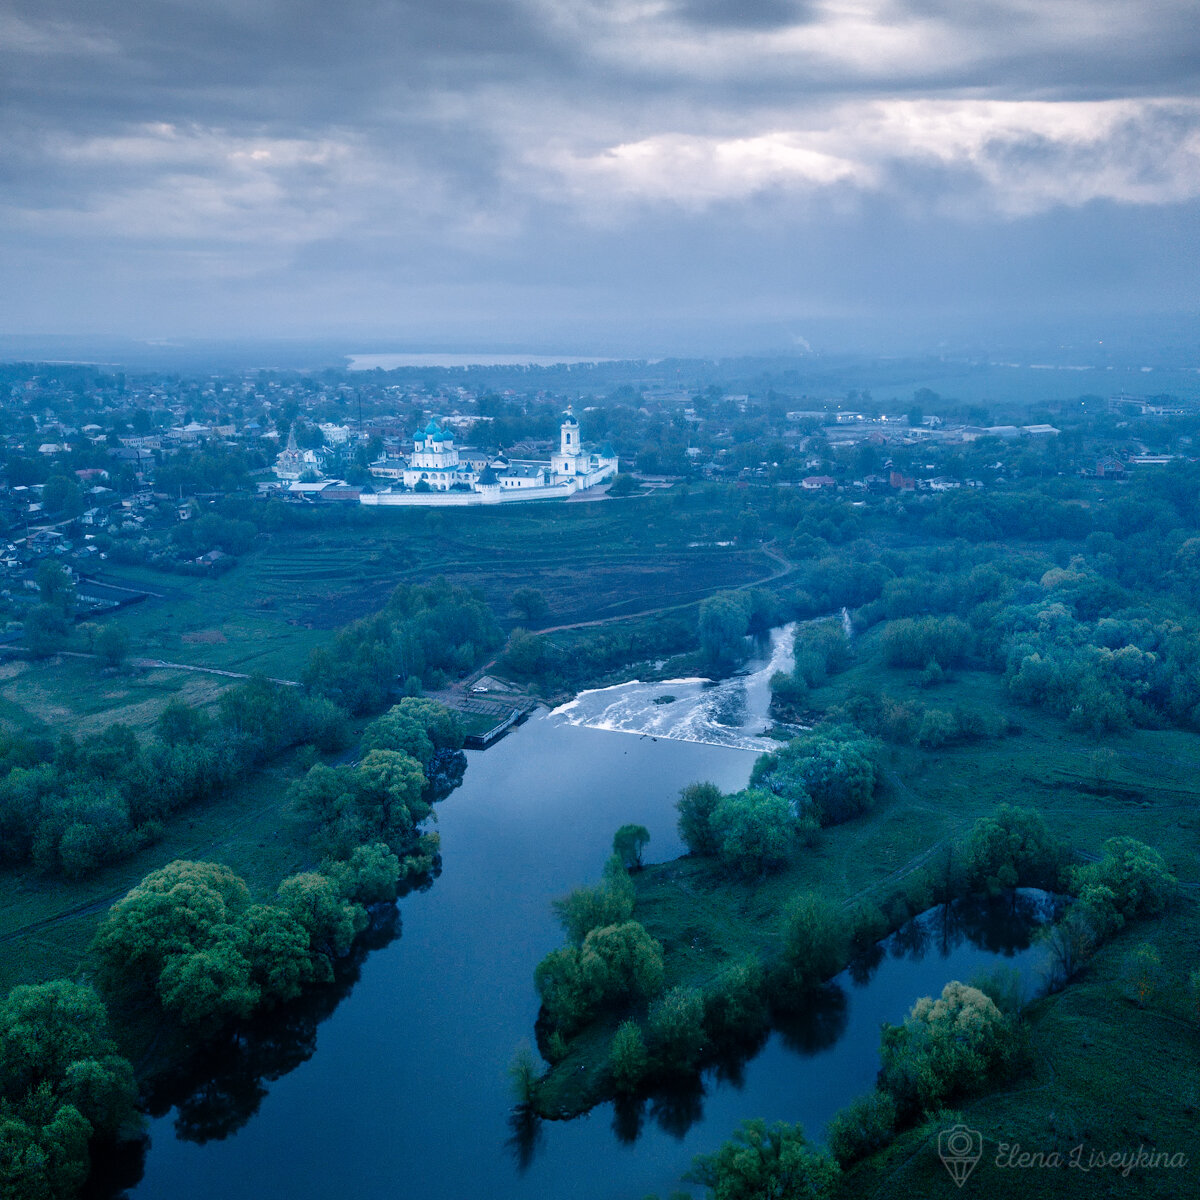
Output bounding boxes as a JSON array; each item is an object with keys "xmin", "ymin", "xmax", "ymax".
[{"xmin": 129, "ymin": 657, "xmax": 300, "ymax": 687}]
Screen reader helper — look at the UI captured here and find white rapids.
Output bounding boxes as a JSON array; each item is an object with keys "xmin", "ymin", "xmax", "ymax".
[{"xmin": 548, "ymin": 623, "xmax": 797, "ymax": 751}]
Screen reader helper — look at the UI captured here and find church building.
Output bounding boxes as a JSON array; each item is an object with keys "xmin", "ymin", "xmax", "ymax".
[{"xmin": 373, "ymin": 407, "xmax": 617, "ymax": 505}]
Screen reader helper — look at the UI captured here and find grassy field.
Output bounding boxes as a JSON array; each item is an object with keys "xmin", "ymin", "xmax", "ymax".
[
  {"xmin": 0, "ymin": 656, "xmax": 235, "ymax": 738},
  {"xmin": 87, "ymin": 492, "xmax": 776, "ymax": 682},
  {"xmin": 0, "ymin": 743, "xmax": 324, "ymax": 1002}
]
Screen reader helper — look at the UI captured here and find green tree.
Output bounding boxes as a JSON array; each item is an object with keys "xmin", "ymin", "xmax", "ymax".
[
  {"xmin": 24, "ymin": 604, "xmax": 69, "ymax": 658},
  {"xmin": 698, "ymin": 591, "xmax": 751, "ymax": 673},
  {"xmin": 154, "ymin": 697, "xmax": 213, "ymax": 746},
  {"xmin": 508, "ymin": 1041, "xmax": 541, "ymax": 1107},
  {"xmin": 578, "ymin": 920, "xmax": 665, "ymax": 1007},
  {"xmin": 703, "ymin": 957, "xmax": 769, "ymax": 1045},
  {"xmin": 778, "ymin": 894, "xmax": 847, "ymax": 996},
  {"xmin": 534, "ymin": 946, "xmax": 591, "ymax": 1033},
  {"xmin": 42, "ymin": 475, "xmax": 84, "ymax": 518},
  {"xmin": 36, "ymin": 560, "xmax": 75, "ymax": 616},
  {"xmin": 1122, "ymin": 943, "xmax": 1163, "ymax": 1008},
  {"xmin": 92, "ymin": 860, "xmax": 253, "ymax": 992},
  {"xmin": 609, "ymin": 1020, "xmax": 648, "ymax": 1094},
  {"xmin": 825, "ymin": 1090, "xmax": 897, "ymax": 1167},
  {"xmin": 966, "ymin": 805, "xmax": 1065, "ymax": 895},
  {"xmin": 276, "ymin": 871, "xmax": 367, "ymax": 973},
  {"xmin": 648, "ymin": 985, "xmax": 706, "ymax": 1074},
  {"xmin": 360, "ymin": 699, "xmax": 464, "ymax": 767},
  {"xmin": 687, "ymin": 1119, "xmax": 840, "ymax": 1200},
  {"xmin": 677, "ymin": 781, "xmax": 722, "ymax": 857},
  {"xmin": 552, "ymin": 855, "xmax": 635, "ymax": 944},
  {"xmin": 711, "ymin": 789, "xmax": 794, "ymax": 878},
  {"xmin": 750, "ymin": 726, "xmax": 876, "ymax": 827},
  {"xmin": 510, "ymin": 587, "xmax": 549, "ymax": 622},
  {"xmin": 613, "ymin": 823, "xmax": 650, "ymax": 870},
  {"xmin": 241, "ymin": 903, "xmax": 316, "ymax": 1007},
  {"xmin": 351, "ymin": 749, "xmax": 429, "ymax": 849},
  {"xmin": 878, "ymin": 981, "xmax": 1019, "ymax": 1116},
  {"xmin": 1073, "ymin": 837, "xmax": 1177, "ymax": 920},
  {"xmin": 93, "ymin": 624, "xmax": 130, "ymax": 670},
  {"xmin": 325, "ymin": 842, "xmax": 403, "ymax": 905},
  {"xmin": 0, "ymin": 980, "xmax": 140, "ymax": 1200}
]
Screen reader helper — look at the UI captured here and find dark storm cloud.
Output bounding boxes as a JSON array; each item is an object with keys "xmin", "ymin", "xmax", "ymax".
[{"xmin": 0, "ymin": 0, "xmax": 1196, "ymax": 344}]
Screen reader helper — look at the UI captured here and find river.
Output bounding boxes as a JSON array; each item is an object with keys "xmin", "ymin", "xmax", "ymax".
[{"xmin": 121, "ymin": 628, "xmax": 1055, "ymax": 1200}]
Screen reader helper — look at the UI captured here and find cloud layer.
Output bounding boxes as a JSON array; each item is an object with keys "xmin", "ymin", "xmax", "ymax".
[{"xmin": 1, "ymin": 0, "xmax": 1197, "ymax": 347}]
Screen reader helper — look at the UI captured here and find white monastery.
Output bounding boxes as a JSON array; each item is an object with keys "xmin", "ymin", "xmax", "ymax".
[{"xmin": 361, "ymin": 407, "xmax": 618, "ymax": 507}]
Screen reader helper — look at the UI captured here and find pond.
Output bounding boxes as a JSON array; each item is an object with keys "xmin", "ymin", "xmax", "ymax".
[{"xmin": 118, "ymin": 629, "xmax": 1057, "ymax": 1200}]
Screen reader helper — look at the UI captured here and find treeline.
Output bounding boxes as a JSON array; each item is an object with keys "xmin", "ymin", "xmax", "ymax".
[
  {"xmin": 93, "ymin": 698, "xmax": 460, "ymax": 1035},
  {"xmin": 0, "ymin": 678, "xmax": 348, "ymax": 879},
  {"xmin": 822, "ymin": 831, "xmax": 1179, "ymax": 1173},
  {"xmin": 501, "ymin": 614, "xmax": 697, "ymax": 693},
  {"xmin": 289, "ymin": 697, "xmax": 465, "ymax": 859},
  {"xmin": 661, "ymin": 821, "xmax": 1182, "ymax": 1198},
  {"xmin": 304, "ymin": 578, "xmax": 502, "ymax": 714},
  {"xmin": 777, "ymin": 520, "xmax": 1200, "ymax": 739},
  {"xmin": 92, "ymin": 850, "xmax": 412, "ymax": 1034}
]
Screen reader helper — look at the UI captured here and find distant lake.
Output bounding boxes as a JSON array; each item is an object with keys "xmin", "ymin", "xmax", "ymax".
[{"xmin": 346, "ymin": 353, "xmax": 615, "ymax": 370}]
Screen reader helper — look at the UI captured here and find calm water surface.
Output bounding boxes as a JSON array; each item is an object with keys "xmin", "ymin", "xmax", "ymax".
[{"xmin": 126, "ymin": 633, "xmax": 1055, "ymax": 1200}]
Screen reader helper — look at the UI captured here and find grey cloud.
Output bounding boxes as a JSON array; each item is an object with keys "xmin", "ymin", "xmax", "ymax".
[
  {"xmin": 0, "ymin": 0, "xmax": 1196, "ymax": 344},
  {"xmin": 670, "ymin": 0, "xmax": 817, "ymax": 31}
]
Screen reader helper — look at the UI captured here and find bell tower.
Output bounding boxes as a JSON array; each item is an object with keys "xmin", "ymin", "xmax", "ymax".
[{"xmin": 560, "ymin": 406, "xmax": 579, "ymax": 457}]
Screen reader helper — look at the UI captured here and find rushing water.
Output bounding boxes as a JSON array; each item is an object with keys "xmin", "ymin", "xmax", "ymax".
[
  {"xmin": 120, "ymin": 631, "xmax": 1057, "ymax": 1200},
  {"xmin": 549, "ymin": 624, "xmax": 796, "ymax": 750}
]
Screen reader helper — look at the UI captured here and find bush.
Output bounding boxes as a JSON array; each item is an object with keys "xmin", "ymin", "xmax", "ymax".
[
  {"xmin": 879, "ymin": 981, "xmax": 1021, "ymax": 1117},
  {"xmin": 712, "ymin": 789, "xmax": 795, "ymax": 878},
  {"xmin": 687, "ymin": 1119, "xmax": 840, "ymax": 1200},
  {"xmin": 677, "ymin": 781, "xmax": 722, "ymax": 856},
  {"xmin": 826, "ymin": 1090, "xmax": 898, "ymax": 1167},
  {"xmin": 609, "ymin": 1020, "xmax": 648, "ymax": 1093},
  {"xmin": 776, "ymin": 894, "xmax": 847, "ymax": 999},
  {"xmin": 648, "ymin": 986, "xmax": 707, "ymax": 1074}
]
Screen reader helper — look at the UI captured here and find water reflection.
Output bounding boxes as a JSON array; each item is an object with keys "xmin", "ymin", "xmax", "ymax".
[
  {"xmin": 515, "ymin": 890, "xmax": 1061, "ymax": 1171},
  {"xmin": 611, "ymin": 1096, "xmax": 645, "ymax": 1145},
  {"xmin": 130, "ymin": 906, "xmax": 402, "ymax": 1164},
  {"xmin": 774, "ymin": 984, "xmax": 850, "ymax": 1057},
  {"xmin": 648, "ymin": 1076, "xmax": 706, "ymax": 1140},
  {"xmin": 506, "ymin": 1105, "xmax": 545, "ymax": 1173}
]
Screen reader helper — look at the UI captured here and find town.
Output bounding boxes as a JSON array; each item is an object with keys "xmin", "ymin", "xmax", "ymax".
[{"xmin": 1, "ymin": 357, "xmax": 1195, "ymax": 648}]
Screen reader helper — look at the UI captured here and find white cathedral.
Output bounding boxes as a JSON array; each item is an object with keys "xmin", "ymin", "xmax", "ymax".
[{"xmin": 363, "ymin": 407, "xmax": 618, "ymax": 507}]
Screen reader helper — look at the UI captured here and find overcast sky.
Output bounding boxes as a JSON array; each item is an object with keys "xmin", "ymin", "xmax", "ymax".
[{"xmin": 1, "ymin": 0, "xmax": 1197, "ymax": 353}]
